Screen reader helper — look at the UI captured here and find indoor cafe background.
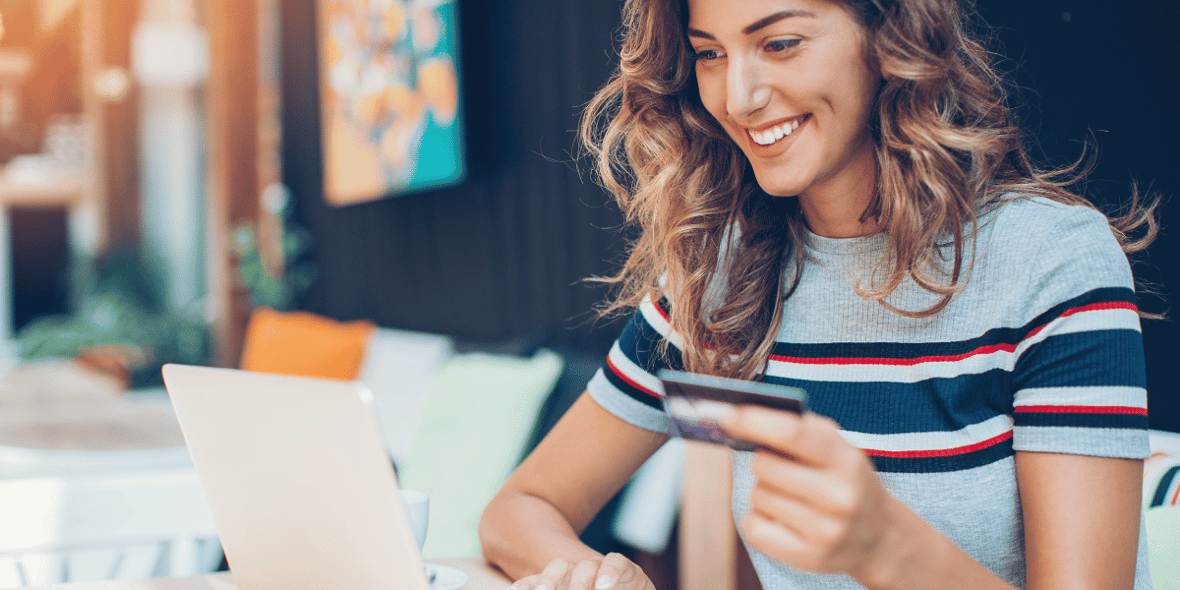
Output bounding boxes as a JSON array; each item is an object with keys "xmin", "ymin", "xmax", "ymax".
[
  {"xmin": 0, "ymin": 0, "xmax": 1176, "ymax": 478},
  {"xmin": 0, "ymin": 0, "xmax": 1175, "ymax": 587}
]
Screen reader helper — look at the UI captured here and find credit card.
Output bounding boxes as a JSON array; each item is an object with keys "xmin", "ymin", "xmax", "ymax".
[{"xmin": 658, "ymin": 369, "xmax": 807, "ymax": 451}]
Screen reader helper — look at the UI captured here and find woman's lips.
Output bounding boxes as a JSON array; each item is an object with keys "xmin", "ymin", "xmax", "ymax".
[{"xmin": 744, "ymin": 114, "xmax": 810, "ymax": 152}]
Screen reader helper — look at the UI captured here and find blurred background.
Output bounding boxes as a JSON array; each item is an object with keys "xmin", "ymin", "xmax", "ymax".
[
  {"xmin": 0, "ymin": 0, "xmax": 1175, "ymax": 422},
  {"xmin": 0, "ymin": 0, "xmax": 1174, "ymax": 424},
  {"xmin": 0, "ymin": 0, "xmax": 1175, "ymax": 587}
]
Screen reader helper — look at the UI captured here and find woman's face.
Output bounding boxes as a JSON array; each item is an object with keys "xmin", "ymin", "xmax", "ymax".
[{"xmin": 687, "ymin": 0, "xmax": 879, "ymax": 202}]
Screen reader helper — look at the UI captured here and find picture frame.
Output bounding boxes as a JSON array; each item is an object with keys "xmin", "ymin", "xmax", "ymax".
[{"xmin": 316, "ymin": 0, "xmax": 466, "ymax": 206}]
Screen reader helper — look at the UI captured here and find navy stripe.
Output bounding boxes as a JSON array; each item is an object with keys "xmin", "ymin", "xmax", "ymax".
[
  {"xmin": 616, "ymin": 308, "xmax": 684, "ymax": 374},
  {"xmin": 601, "ymin": 364, "xmax": 663, "ymax": 410},
  {"xmin": 1014, "ymin": 330, "xmax": 1146, "ymax": 389},
  {"xmin": 869, "ymin": 437, "xmax": 1013, "ymax": 473},
  {"xmin": 1027, "ymin": 286, "xmax": 1137, "ymax": 334},
  {"xmin": 763, "ymin": 369, "xmax": 1013, "ymax": 435},
  {"xmin": 1150, "ymin": 465, "xmax": 1180, "ymax": 508},
  {"xmin": 768, "ymin": 287, "xmax": 1136, "ymax": 360},
  {"xmin": 1014, "ymin": 412, "xmax": 1149, "ymax": 430}
]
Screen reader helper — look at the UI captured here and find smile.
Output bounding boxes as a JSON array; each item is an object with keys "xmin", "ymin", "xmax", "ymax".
[{"xmin": 746, "ymin": 114, "xmax": 809, "ymax": 147}]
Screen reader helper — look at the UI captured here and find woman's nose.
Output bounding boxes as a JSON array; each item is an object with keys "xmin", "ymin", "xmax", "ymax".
[{"xmin": 726, "ymin": 56, "xmax": 771, "ymax": 119}]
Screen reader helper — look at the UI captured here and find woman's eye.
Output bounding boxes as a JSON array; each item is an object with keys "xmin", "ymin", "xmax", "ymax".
[
  {"xmin": 765, "ymin": 38, "xmax": 802, "ymax": 52},
  {"xmin": 693, "ymin": 48, "xmax": 723, "ymax": 62}
]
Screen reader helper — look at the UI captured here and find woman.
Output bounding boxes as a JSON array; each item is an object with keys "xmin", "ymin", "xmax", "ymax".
[{"xmin": 479, "ymin": 0, "xmax": 1158, "ymax": 588}]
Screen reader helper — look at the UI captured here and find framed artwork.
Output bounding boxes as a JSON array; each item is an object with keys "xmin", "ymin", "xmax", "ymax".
[{"xmin": 317, "ymin": 0, "xmax": 465, "ymax": 206}]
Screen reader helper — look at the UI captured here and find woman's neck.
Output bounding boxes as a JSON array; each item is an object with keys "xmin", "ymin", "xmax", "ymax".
[{"xmin": 796, "ymin": 139, "xmax": 879, "ymax": 238}]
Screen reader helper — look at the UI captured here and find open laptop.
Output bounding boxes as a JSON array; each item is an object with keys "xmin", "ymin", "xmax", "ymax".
[{"xmin": 161, "ymin": 363, "xmax": 431, "ymax": 590}]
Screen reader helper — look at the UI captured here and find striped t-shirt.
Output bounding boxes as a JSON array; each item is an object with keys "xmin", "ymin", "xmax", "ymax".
[{"xmin": 586, "ymin": 197, "xmax": 1153, "ymax": 589}]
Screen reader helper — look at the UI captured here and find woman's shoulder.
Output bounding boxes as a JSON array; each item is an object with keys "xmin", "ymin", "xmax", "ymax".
[
  {"xmin": 980, "ymin": 195, "xmax": 1134, "ymax": 310},
  {"xmin": 979, "ymin": 195, "xmax": 1117, "ymax": 258},
  {"xmin": 984, "ymin": 194, "xmax": 1111, "ymax": 234}
]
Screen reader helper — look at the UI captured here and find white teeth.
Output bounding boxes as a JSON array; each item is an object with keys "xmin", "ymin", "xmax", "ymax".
[{"xmin": 749, "ymin": 117, "xmax": 804, "ymax": 146}]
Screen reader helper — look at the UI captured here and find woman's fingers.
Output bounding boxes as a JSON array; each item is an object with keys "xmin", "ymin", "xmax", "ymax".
[
  {"xmin": 749, "ymin": 450, "xmax": 860, "ymax": 514},
  {"xmin": 722, "ymin": 407, "xmax": 847, "ymax": 467},
  {"xmin": 541, "ymin": 558, "xmax": 571, "ymax": 590},
  {"xmin": 508, "ymin": 554, "xmax": 652, "ymax": 590},
  {"xmin": 594, "ymin": 552, "xmax": 652, "ymax": 589},
  {"xmin": 510, "ymin": 559, "xmax": 573, "ymax": 590},
  {"xmin": 508, "ymin": 573, "xmax": 544, "ymax": 590},
  {"xmin": 566, "ymin": 559, "xmax": 601, "ymax": 590},
  {"xmin": 722, "ymin": 405, "xmax": 897, "ymax": 575},
  {"xmin": 747, "ymin": 484, "xmax": 854, "ymax": 562}
]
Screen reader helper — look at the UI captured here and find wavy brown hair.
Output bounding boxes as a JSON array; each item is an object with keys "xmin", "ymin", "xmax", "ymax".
[{"xmin": 581, "ymin": 0, "xmax": 1160, "ymax": 380}]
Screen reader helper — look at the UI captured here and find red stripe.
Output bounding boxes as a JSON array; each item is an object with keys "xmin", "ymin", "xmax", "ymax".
[
  {"xmin": 605, "ymin": 355, "xmax": 662, "ymax": 399},
  {"xmin": 768, "ymin": 302, "xmax": 1136, "ymax": 367},
  {"xmin": 1171, "ymin": 482, "xmax": 1180, "ymax": 507},
  {"xmin": 1014, "ymin": 405, "xmax": 1147, "ymax": 415},
  {"xmin": 650, "ymin": 298, "xmax": 671, "ymax": 324},
  {"xmin": 863, "ymin": 430, "xmax": 1012, "ymax": 459},
  {"xmin": 1061, "ymin": 301, "xmax": 1138, "ymax": 317}
]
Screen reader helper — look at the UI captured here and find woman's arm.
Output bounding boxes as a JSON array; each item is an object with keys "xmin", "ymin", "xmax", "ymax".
[
  {"xmin": 721, "ymin": 407, "xmax": 1143, "ymax": 590},
  {"xmin": 479, "ymin": 391, "xmax": 669, "ymax": 583},
  {"xmin": 1017, "ymin": 451, "xmax": 1142, "ymax": 590}
]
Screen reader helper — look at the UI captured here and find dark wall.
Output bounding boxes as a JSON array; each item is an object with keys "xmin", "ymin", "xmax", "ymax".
[
  {"xmin": 281, "ymin": 0, "xmax": 1179, "ymax": 431},
  {"xmin": 281, "ymin": 0, "xmax": 629, "ymax": 354},
  {"xmin": 975, "ymin": 1, "xmax": 1180, "ymax": 432}
]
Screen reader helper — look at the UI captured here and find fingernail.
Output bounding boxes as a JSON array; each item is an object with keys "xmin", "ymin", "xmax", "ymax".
[
  {"xmin": 595, "ymin": 575, "xmax": 612, "ymax": 589},
  {"xmin": 536, "ymin": 585, "xmax": 547, "ymax": 590}
]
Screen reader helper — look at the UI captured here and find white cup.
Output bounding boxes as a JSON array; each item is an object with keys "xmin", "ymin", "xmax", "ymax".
[{"xmin": 399, "ymin": 489, "xmax": 430, "ymax": 551}]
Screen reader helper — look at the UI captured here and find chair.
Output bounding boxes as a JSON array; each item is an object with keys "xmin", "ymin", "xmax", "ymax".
[{"xmin": 0, "ymin": 468, "xmax": 221, "ymax": 588}]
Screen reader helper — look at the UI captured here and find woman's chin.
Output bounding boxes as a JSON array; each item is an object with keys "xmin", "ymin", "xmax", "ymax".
[{"xmin": 752, "ymin": 176, "xmax": 806, "ymax": 198}]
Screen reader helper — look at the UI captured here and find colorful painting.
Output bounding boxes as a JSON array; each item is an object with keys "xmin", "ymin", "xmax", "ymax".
[{"xmin": 318, "ymin": 0, "xmax": 465, "ymax": 206}]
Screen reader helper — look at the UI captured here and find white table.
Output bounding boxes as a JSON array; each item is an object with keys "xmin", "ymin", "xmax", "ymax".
[{"xmin": 22, "ymin": 557, "xmax": 512, "ymax": 590}]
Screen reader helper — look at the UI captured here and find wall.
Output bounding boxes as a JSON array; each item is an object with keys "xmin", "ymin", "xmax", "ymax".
[
  {"xmin": 281, "ymin": 0, "xmax": 629, "ymax": 355},
  {"xmin": 281, "ymin": 0, "xmax": 1179, "ymax": 431}
]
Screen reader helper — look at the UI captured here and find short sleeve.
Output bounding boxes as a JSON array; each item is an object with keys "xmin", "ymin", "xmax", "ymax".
[
  {"xmin": 586, "ymin": 295, "xmax": 684, "ymax": 433},
  {"xmin": 1010, "ymin": 204, "xmax": 1150, "ymax": 459}
]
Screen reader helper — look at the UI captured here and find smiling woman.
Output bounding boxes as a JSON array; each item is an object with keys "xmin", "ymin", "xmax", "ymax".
[
  {"xmin": 687, "ymin": 2, "xmax": 879, "ymax": 227},
  {"xmin": 478, "ymin": 0, "xmax": 1160, "ymax": 589}
]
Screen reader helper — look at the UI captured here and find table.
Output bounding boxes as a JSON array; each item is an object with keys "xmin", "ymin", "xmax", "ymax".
[
  {"xmin": 22, "ymin": 557, "xmax": 512, "ymax": 590},
  {"xmin": 0, "ymin": 366, "xmax": 192, "ymax": 480}
]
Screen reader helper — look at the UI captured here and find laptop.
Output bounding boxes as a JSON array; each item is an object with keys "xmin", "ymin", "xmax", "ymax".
[{"xmin": 161, "ymin": 363, "xmax": 431, "ymax": 590}]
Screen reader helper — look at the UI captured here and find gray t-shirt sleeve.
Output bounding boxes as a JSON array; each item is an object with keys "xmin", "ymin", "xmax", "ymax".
[
  {"xmin": 585, "ymin": 296, "xmax": 682, "ymax": 434},
  {"xmin": 1008, "ymin": 202, "xmax": 1150, "ymax": 459}
]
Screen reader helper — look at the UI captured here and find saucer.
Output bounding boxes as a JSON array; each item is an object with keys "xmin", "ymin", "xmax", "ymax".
[{"xmin": 425, "ymin": 563, "xmax": 470, "ymax": 590}]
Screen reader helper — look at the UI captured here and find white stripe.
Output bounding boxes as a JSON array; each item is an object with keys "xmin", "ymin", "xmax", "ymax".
[
  {"xmin": 765, "ymin": 348, "xmax": 1016, "ymax": 383},
  {"xmin": 1036, "ymin": 307, "xmax": 1141, "ymax": 337},
  {"xmin": 639, "ymin": 295, "xmax": 683, "ymax": 349},
  {"xmin": 1013, "ymin": 307, "xmax": 1140, "ymax": 359},
  {"xmin": 838, "ymin": 414, "xmax": 1013, "ymax": 453},
  {"xmin": 608, "ymin": 341, "xmax": 665, "ymax": 397},
  {"xmin": 765, "ymin": 307, "xmax": 1139, "ymax": 384},
  {"xmin": 1014, "ymin": 386, "xmax": 1147, "ymax": 410}
]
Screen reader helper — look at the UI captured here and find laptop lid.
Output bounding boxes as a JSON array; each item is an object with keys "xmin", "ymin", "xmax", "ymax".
[{"xmin": 161, "ymin": 364, "xmax": 430, "ymax": 590}]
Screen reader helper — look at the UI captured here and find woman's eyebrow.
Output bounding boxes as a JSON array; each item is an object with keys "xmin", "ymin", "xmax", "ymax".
[
  {"xmin": 743, "ymin": 10, "xmax": 817, "ymax": 34},
  {"xmin": 687, "ymin": 10, "xmax": 817, "ymax": 39}
]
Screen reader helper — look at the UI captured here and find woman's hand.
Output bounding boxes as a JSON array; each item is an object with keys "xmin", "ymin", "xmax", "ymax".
[
  {"xmin": 508, "ymin": 553, "xmax": 655, "ymax": 590},
  {"xmin": 720, "ymin": 407, "xmax": 898, "ymax": 583}
]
